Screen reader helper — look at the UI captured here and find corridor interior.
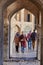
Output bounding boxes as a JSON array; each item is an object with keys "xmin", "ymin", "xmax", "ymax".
[
  {"xmin": 10, "ymin": 8, "xmax": 37, "ymax": 58},
  {"xmin": 3, "ymin": 1, "xmax": 41, "ymax": 65}
]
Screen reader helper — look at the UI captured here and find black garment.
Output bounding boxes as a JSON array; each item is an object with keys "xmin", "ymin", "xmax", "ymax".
[
  {"xmin": 31, "ymin": 32, "xmax": 36, "ymax": 41},
  {"xmin": 19, "ymin": 34, "xmax": 24, "ymax": 41},
  {"xmin": 15, "ymin": 45, "xmax": 19, "ymax": 52}
]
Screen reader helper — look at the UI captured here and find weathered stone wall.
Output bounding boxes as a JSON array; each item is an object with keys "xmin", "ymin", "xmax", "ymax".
[
  {"xmin": 0, "ymin": 7, "xmax": 3, "ymax": 65},
  {"xmin": 41, "ymin": 9, "xmax": 43, "ymax": 65},
  {"xmin": 3, "ymin": 19, "xmax": 8, "ymax": 60}
]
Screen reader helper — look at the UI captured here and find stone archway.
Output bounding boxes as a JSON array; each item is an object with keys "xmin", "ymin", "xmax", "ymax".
[
  {"xmin": 0, "ymin": 0, "xmax": 43, "ymax": 65},
  {"xmin": 7, "ymin": 1, "xmax": 39, "ymax": 61}
]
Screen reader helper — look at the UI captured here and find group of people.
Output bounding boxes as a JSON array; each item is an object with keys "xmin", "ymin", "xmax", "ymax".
[{"xmin": 13, "ymin": 30, "xmax": 37, "ymax": 53}]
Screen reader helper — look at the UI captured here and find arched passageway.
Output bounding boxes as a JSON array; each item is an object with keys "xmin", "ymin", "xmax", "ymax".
[
  {"xmin": 0, "ymin": 0, "xmax": 43, "ymax": 65},
  {"xmin": 9, "ymin": 9, "xmax": 38, "ymax": 59}
]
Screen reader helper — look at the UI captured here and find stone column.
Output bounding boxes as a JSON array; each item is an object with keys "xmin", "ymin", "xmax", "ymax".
[
  {"xmin": 35, "ymin": 11, "xmax": 41, "ymax": 61},
  {"xmin": 0, "ymin": 7, "xmax": 3, "ymax": 65},
  {"xmin": 41, "ymin": 8, "xmax": 43, "ymax": 65},
  {"xmin": 37, "ymin": 11, "xmax": 41, "ymax": 61}
]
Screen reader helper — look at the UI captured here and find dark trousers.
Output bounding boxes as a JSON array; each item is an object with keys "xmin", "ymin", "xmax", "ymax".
[{"xmin": 15, "ymin": 45, "xmax": 19, "ymax": 52}]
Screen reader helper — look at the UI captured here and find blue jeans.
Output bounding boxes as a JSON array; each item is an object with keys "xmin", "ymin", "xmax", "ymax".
[
  {"xmin": 28, "ymin": 39, "xmax": 32, "ymax": 49},
  {"xmin": 21, "ymin": 46, "xmax": 24, "ymax": 53}
]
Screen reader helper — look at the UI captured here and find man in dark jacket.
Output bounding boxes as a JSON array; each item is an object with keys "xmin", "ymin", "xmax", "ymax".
[{"xmin": 31, "ymin": 30, "xmax": 37, "ymax": 50}]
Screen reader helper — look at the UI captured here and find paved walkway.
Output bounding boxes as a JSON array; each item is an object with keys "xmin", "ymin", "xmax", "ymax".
[
  {"xmin": 10, "ymin": 41, "xmax": 37, "ymax": 58},
  {"xmin": 3, "ymin": 40, "xmax": 40, "ymax": 65},
  {"xmin": 3, "ymin": 60, "xmax": 40, "ymax": 65}
]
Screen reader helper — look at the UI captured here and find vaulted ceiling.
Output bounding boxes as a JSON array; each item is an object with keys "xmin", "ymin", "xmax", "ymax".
[{"xmin": 1, "ymin": 0, "xmax": 43, "ymax": 19}]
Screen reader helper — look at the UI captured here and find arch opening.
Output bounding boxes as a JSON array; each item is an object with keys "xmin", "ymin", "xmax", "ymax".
[{"xmin": 2, "ymin": 0, "xmax": 41, "ymax": 64}]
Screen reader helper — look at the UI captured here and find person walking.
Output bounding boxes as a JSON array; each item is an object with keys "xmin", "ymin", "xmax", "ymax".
[
  {"xmin": 27, "ymin": 31, "xmax": 32, "ymax": 50},
  {"xmin": 14, "ymin": 32, "xmax": 20, "ymax": 53},
  {"xmin": 19, "ymin": 32, "xmax": 26, "ymax": 53},
  {"xmin": 31, "ymin": 30, "xmax": 37, "ymax": 50}
]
